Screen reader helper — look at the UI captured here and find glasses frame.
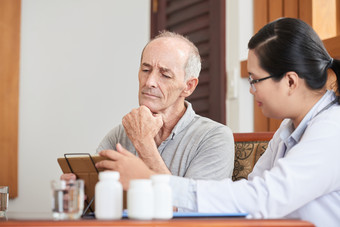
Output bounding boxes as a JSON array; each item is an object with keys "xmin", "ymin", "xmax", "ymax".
[{"xmin": 248, "ymin": 75, "xmax": 274, "ymax": 92}]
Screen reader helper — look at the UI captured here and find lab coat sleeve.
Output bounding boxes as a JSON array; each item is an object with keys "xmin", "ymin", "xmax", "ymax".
[{"xmin": 196, "ymin": 118, "xmax": 340, "ymax": 218}]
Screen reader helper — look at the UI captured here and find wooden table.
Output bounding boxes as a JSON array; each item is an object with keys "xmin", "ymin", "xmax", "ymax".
[{"xmin": 0, "ymin": 212, "xmax": 315, "ymax": 227}]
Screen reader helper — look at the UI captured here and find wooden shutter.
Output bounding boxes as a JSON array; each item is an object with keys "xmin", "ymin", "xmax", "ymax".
[
  {"xmin": 151, "ymin": 0, "xmax": 226, "ymax": 124},
  {"xmin": 0, "ymin": 0, "xmax": 20, "ymax": 198}
]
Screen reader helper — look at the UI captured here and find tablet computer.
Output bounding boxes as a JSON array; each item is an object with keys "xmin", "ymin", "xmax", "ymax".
[{"xmin": 57, "ymin": 153, "xmax": 108, "ymax": 214}]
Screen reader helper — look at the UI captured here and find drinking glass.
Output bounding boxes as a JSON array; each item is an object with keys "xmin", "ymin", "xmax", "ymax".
[
  {"xmin": 51, "ymin": 179, "xmax": 84, "ymax": 220},
  {"xmin": 0, "ymin": 186, "xmax": 9, "ymax": 217}
]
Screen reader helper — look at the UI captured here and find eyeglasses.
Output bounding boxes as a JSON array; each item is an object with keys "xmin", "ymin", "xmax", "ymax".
[{"xmin": 248, "ymin": 75, "xmax": 274, "ymax": 92}]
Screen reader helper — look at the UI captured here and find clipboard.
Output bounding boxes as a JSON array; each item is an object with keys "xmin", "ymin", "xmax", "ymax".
[
  {"xmin": 57, "ymin": 153, "xmax": 108, "ymax": 215},
  {"xmin": 171, "ymin": 212, "xmax": 248, "ymax": 218}
]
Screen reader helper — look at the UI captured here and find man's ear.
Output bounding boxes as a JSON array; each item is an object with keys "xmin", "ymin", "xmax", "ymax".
[
  {"xmin": 284, "ymin": 71, "xmax": 299, "ymax": 95},
  {"xmin": 181, "ymin": 77, "xmax": 199, "ymax": 98}
]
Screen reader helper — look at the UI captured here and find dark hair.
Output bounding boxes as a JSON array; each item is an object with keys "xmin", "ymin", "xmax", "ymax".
[{"xmin": 248, "ymin": 17, "xmax": 340, "ymax": 102}]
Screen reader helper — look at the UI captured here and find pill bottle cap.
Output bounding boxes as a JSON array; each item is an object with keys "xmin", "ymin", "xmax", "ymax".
[
  {"xmin": 129, "ymin": 179, "xmax": 152, "ymax": 189},
  {"xmin": 151, "ymin": 174, "xmax": 170, "ymax": 184},
  {"xmin": 99, "ymin": 171, "xmax": 120, "ymax": 181}
]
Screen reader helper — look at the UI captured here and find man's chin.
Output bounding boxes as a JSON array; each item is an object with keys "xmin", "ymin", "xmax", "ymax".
[{"xmin": 139, "ymin": 102, "xmax": 160, "ymax": 113}]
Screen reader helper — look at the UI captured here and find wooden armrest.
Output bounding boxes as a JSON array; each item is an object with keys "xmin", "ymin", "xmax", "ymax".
[{"xmin": 233, "ymin": 132, "xmax": 274, "ymax": 142}]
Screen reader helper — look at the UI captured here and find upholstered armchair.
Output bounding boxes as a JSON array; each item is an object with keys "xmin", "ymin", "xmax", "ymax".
[{"xmin": 232, "ymin": 132, "xmax": 274, "ymax": 181}]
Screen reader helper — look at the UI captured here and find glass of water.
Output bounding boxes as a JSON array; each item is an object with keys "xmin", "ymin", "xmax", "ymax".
[
  {"xmin": 0, "ymin": 186, "xmax": 9, "ymax": 217},
  {"xmin": 51, "ymin": 179, "xmax": 84, "ymax": 220}
]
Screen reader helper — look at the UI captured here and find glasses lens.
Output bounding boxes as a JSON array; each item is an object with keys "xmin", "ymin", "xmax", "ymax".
[{"xmin": 248, "ymin": 76, "xmax": 256, "ymax": 92}]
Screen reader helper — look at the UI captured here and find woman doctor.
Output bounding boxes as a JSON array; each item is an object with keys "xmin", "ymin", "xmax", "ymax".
[{"xmin": 97, "ymin": 18, "xmax": 340, "ymax": 227}]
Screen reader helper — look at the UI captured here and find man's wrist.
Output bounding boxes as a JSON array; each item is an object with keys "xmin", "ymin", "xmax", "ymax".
[{"xmin": 134, "ymin": 138, "xmax": 157, "ymax": 157}]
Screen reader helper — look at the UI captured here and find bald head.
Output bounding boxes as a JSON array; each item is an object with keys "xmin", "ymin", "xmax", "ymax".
[{"xmin": 141, "ymin": 31, "xmax": 201, "ymax": 80}]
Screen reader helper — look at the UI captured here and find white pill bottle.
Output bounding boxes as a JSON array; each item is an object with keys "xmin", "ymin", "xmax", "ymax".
[
  {"xmin": 127, "ymin": 179, "xmax": 154, "ymax": 220},
  {"xmin": 95, "ymin": 171, "xmax": 123, "ymax": 219},
  {"xmin": 151, "ymin": 174, "xmax": 173, "ymax": 219}
]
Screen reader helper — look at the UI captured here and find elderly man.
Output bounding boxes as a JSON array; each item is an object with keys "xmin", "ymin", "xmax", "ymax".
[
  {"xmin": 95, "ymin": 31, "xmax": 234, "ymax": 182},
  {"xmin": 64, "ymin": 31, "xmax": 234, "ymax": 184}
]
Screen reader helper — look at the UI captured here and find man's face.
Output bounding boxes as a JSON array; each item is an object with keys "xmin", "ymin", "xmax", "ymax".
[{"xmin": 138, "ymin": 38, "xmax": 189, "ymax": 114}]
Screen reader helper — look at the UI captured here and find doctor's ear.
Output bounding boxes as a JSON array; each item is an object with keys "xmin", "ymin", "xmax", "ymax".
[
  {"xmin": 182, "ymin": 77, "xmax": 199, "ymax": 98},
  {"xmin": 284, "ymin": 71, "xmax": 299, "ymax": 93}
]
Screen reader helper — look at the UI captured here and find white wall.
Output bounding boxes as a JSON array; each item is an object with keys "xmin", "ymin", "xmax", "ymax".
[
  {"xmin": 10, "ymin": 0, "xmax": 150, "ymax": 212},
  {"xmin": 9, "ymin": 0, "xmax": 253, "ymax": 212},
  {"xmin": 226, "ymin": 0, "xmax": 254, "ymax": 132}
]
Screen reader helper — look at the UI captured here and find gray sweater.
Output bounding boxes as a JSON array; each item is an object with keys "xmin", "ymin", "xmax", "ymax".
[{"xmin": 96, "ymin": 102, "xmax": 234, "ymax": 180}]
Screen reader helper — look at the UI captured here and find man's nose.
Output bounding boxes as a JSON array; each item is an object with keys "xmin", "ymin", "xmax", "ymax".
[{"xmin": 145, "ymin": 71, "xmax": 158, "ymax": 87}]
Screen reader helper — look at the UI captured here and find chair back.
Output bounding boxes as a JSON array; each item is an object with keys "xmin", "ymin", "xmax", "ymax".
[{"xmin": 232, "ymin": 132, "xmax": 274, "ymax": 181}]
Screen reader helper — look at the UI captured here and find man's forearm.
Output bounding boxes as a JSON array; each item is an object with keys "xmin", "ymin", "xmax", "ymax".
[{"xmin": 134, "ymin": 139, "xmax": 171, "ymax": 174}]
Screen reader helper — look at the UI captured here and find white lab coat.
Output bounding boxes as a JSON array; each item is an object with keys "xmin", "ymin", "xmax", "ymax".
[{"xmin": 171, "ymin": 90, "xmax": 340, "ymax": 227}]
